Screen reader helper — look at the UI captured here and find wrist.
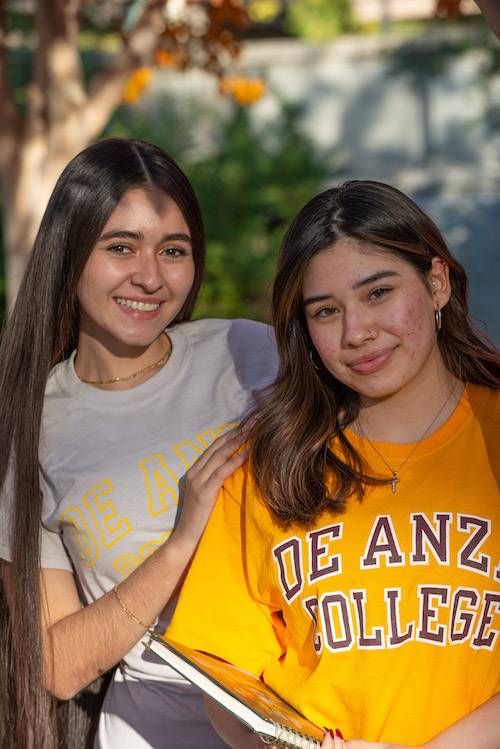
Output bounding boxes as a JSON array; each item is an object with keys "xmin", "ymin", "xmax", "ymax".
[
  {"xmin": 161, "ymin": 527, "xmax": 200, "ymax": 568},
  {"xmin": 113, "ymin": 582, "xmax": 158, "ymax": 629}
]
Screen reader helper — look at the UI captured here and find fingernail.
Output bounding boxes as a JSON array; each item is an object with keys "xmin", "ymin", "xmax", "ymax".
[
  {"xmin": 329, "ymin": 729, "xmax": 335, "ymax": 739},
  {"xmin": 335, "ymin": 729, "xmax": 344, "ymax": 740}
]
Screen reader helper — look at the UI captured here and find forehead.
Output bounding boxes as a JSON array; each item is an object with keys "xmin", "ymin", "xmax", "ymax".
[
  {"xmin": 104, "ymin": 187, "xmax": 187, "ymax": 227},
  {"xmin": 302, "ymin": 239, "xmax": 420, "ymax": 298},
  {"xmin": 304, "ymin": 239, "xmax": 408, "ymax": 279}
]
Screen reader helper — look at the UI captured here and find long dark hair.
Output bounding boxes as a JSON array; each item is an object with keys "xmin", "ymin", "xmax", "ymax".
[
  {"xmin": 0, "ymin": 138, "xmax": 206, "ymax": 747},
  {"xmin": 247, "ymin": 180, "xmax": 500, "ymax": 528}
]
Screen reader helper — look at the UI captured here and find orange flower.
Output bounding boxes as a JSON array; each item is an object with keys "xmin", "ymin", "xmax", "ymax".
[
  {"xmin": 219, "ymin": 75, "xmax": 266, "ymax": 105},
  {"xmin": 123, "ymin": 67, "xmax": 154, "ymax": 104},
  {"xmin": 154, "ymin": 49, "xmax": 176, "ymax": 67}
]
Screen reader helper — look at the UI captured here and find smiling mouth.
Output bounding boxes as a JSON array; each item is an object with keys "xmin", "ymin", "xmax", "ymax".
[
  {"xmin": 348, "ymin": 348, "xmax": 394, "ymax": 373},
  {"xmin": 115, "ymin": 297, "xmax": 160, "ymax": 312}
]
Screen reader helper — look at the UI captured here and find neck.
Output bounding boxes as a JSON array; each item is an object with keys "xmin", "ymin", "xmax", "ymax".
[
  {"xmin": 353, "ymin": 374, "xmax": 464, "ymax": 444},
  {"xmin": 74, "ymin": 333, "xmax": 171, "ymax": 391}
]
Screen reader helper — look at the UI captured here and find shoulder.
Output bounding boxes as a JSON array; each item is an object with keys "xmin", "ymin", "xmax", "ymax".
[
  {"xmin": 172, "ymin": 318, "xmax": 275, "ymax": 348},
  {"xmin": 467, "ymin": 383, "xmax": 500, "ymax": 422},
  {"xmin": 172, "ymin": 318, "xmax": 278, "ymax": 388},
  {"xmin": 225, "ymin": 318, "xmax": 276, "ymax": 358},
  {"xmin": 222, "ymin": 460, "xmax": 273, "ymax": 524},
  {"xmin": 45, "ymin": 355, "xmax": 76, "ymax": 398},
  {"xmin": 466, "ymin": 384, "xmax": 500, "ymax": 466}
]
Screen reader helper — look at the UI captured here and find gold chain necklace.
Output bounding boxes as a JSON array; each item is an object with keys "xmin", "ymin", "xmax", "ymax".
[
  {"xmin": 358, "ymin": 383, "xmax": 458, "ymax": 493},
  {"xmin": 77, "ymin": 335, "xmax": 171, "ymax": 386}
]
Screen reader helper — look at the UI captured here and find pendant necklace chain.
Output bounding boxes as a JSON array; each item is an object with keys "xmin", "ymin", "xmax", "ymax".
[
  {"xmin": 77, "ymin": 334, "xmax": 171, "ymax": 386},
  {"xmin": 359, "ymin": 383, "xmax": 458, "ymax": 493}
]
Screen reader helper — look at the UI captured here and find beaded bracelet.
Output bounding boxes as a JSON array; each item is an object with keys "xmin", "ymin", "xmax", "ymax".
[{"xmin": 113, "ymin": 583, "xmax": 158, "ymax": 629}]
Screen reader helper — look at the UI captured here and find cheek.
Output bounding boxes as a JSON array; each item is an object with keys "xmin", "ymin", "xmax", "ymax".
[
  {"xmin": 169, "ymin": 262, "xmax": 196, "ymax": 298},
  {"xmin": 75, "ymin": 258, "xmax": 95, "ymax": 299},
  {"xmin": 182, "ymin": 264, "xmax": 196, "ymax": 294},
  {"xmin": 75, "ymin": 271, "xmax": 94, "ymax": 306},
  {"xmin": 78, "ymin": 258, "xmax": 124, "ymax": 297},
  {"xmin": 391, "ymin": 294, "xmax": 434, "ymax": 353},
  {"xmin": 309, "ymin": 327, "xmax": 341, "ymax": 361}
]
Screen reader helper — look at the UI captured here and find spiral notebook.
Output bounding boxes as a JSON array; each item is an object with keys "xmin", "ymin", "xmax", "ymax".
[{"xmin": 144, "ymin": 633, "xmax": 323, "ymax": 749}]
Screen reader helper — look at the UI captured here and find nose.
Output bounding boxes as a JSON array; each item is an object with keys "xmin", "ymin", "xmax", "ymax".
[
  {"xmin": 131, "ymin": 253, "xmax": 163, "ymax": 293},
  {"xmin": 342, "ymin": 307, "xmax": 375, "ymax": 347}
]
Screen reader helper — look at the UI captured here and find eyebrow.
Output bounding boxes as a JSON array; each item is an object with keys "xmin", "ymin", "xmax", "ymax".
[
  {"xmin": 98, "ymin": 229, "xmax": 192, "ymax": 244},
  {"xmin": 352, "ymin": 270, "xmax": 399, "ymax": 290},
  {"xmin": 303, "ymin": 270, "xmax": 400, "ymax": 307}
]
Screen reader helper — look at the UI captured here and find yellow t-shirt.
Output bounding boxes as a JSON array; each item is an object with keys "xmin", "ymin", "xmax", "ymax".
[{"xmin": 168, "ymin": 385, "xmax": 500, "ymax": 744}]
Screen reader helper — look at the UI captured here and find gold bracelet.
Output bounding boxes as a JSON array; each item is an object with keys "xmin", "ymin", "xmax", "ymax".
[{"xmin": 113, "ymin": 583, "xmax": 157, "ymax": 629}]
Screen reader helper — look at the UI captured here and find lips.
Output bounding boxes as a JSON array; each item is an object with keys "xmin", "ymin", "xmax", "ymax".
[{"xmin": 347, "ymin": 347, "xmax": 395, "ymax": 374}]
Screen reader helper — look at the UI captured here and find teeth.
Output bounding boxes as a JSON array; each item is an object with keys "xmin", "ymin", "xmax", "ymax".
[{"xmin": 116, "ymin": 298, "xmax": 160, "ymax": 312}]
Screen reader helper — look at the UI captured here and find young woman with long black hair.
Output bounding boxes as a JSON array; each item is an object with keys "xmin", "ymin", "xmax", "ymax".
[{"xmin": 0, "ymin": 138, "xmax": 277, "ymax": 748}]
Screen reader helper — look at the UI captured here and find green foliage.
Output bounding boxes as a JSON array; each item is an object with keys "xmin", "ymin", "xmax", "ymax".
[
  {"xmin": 187, "ymin": 105, "xmax": 330, "ymax": 321},
  {"xmin": 1, "ymin": 91, "xmax": 329, "ymax": 325},
  {"xmin": 104, "ymin": 96, "xmax": 331, "ymax": 321},
  {"xmin": 284, "ymin": 0, "xmax": 353, "ymax": 41}
]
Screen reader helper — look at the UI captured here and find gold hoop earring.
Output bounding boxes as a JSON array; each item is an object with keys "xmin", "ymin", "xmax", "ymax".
[
  {"xmin": 435, "ymin": 305, "xmax": 442, "ymax": 333},
  {"xmin": 309, "ymin": 348, "xmax": 322, "ymax": 370}
]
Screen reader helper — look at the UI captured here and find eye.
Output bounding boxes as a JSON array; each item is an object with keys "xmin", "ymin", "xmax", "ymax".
[
  {"xmin": 161, "ymin": 246, "xmax": 188, "ymax": 258},
  {"xmin": 107, "ymin": 244, "xmax": 132, "ymax": 255},
  {"xmin": 369, "ymin": 287, "xmax": 391, "ymax": 300},
  {"xmin": 314, "ymin": 306, "xmax": 339, "ymax": 319}
]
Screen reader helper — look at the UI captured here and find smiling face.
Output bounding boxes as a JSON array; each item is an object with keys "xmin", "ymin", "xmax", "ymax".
[
  {"xmin": 76, "ymin": 187, "xmax": 195, "ymax": 357},
  {"xmin": 302, "ymin": 239, "xmax": 451, "ymax": 407}
]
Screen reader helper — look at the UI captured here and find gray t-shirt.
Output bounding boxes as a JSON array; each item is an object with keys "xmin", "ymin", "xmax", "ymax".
[{"xmin": 0, "ymin": 317, "xmax": 278, "ymax": 748}]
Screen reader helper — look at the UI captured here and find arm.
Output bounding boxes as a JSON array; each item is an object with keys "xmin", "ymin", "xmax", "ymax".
[
  {"xmin": 3, "ymin": 429, "xmax": 248, "ymax": 701},
  {"xmin": 320, "ymin": 692, "xmax": 500, "ymax": 749}
]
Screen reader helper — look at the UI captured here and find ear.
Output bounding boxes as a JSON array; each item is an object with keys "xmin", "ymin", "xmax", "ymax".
[{"xmin": 428, "ymin": 256, "xmax": 451, "ymax": 310}]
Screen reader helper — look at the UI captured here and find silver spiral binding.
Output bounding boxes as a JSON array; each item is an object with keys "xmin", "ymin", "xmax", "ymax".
[{"xmin": 260, "ymin": 724, "xmax": 321, "ymax": 749}]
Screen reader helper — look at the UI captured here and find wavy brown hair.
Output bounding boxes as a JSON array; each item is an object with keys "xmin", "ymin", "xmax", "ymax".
[
  {"xmin": 0, "ymin": 139, "xmax": 206, "ymax": 748},
  {"xmin": 246, "ymin": 181, "xmax": 500, "ymax": 528}
]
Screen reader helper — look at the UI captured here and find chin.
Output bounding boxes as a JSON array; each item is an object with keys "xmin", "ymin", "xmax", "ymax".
[{"xmin": 353, "ymin": 379, "xmax": 405, "ymax": 402}]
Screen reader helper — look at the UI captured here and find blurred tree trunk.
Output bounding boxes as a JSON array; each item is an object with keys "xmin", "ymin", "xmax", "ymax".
[
  {"xmin": 0, "ymin": 0, "xmax": 249, "ymax": 309},
  {"xmin": 0, "ymin": 0, "xmax": 167, "ymax": 307}
]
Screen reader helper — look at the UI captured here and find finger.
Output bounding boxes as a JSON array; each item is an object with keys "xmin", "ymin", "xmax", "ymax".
[
  {"xmin": 238, "ymin": 415, "xmax": 256, "ymax": 439},
  {"xmin": 189, "ymin": 429, "xmax": 247, "ymax": 474},
  {"xmin": 321, "ymin": 730, "xmax": 336, "ymax": 749},
  {"xmin": 202, "ymin": 447, "xmax": 249, "ymax": 488},
  {"xmin": 187, "ymin": 447, "xmax": 249, "ymax": 498}
]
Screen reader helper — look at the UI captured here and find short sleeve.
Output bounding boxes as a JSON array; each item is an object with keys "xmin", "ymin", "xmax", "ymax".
[
  {"xmin": 38, "ymin": 469, "xmax": 76, "ymax": 571},
  {"xmin": 39, "ymin": 526, "xmax": 74, "ymax": 571},
  {"xmin": 0, "ymin": 463, "xmax": 72, "ymax": 570},
  {"xmin": 167, "ymin": 463, "xmax": 285, "ymax": 676},
  {"xmin": 226, "ymin": 319, "xmax": 278, "ymax": 400}
]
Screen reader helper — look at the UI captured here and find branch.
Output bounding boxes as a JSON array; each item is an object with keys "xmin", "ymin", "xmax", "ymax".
[
  {"xmin": 29, "ymin": 0, "xmax": 86, "ymax": 154},
  {"xmin": 83, "ymin": 0, "xmax": 165, "ymax": 141}
]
